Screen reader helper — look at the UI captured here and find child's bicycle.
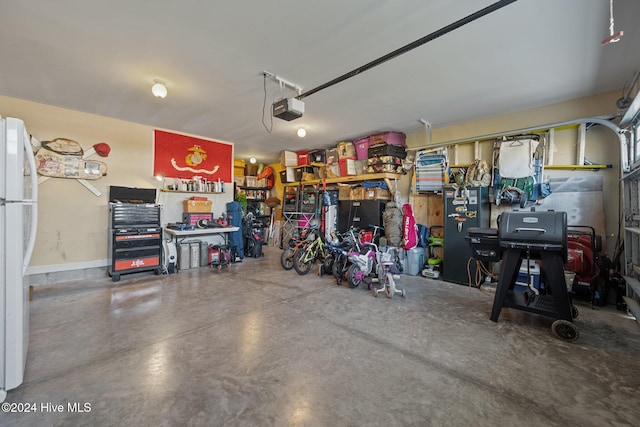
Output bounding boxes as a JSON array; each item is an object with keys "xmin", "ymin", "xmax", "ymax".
[
  {"xmin": 345, "ymin": 225, "xmax": 384, "ymax": 289},
  {"xmin": 281, "ymin": 226, "xmax": 316, "ymax": 270},
  {"xmin": 293, "ymin": 231, "xmax": 327, "ymax": 275},
  {"xmin": 371, "ymin": 248, "xmax": 406, "ymax": 298}
]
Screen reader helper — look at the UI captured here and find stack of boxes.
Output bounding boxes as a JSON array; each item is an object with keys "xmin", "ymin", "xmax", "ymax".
[{"xmin": 278, "ymin": 131, "xmax": 407, "ymax": 183}]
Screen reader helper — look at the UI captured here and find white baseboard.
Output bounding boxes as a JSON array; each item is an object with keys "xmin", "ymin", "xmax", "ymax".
[{"xmin": 26, "ymin": 259, "xmax": 108, "ymax": 275}]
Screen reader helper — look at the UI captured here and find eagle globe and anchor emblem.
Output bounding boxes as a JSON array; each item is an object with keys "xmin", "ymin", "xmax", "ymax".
[{"xmin": 171, "ymin": 144, "xmax": 220, "ymax": 174}]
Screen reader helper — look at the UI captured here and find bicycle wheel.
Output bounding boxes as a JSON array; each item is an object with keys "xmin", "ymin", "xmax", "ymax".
[
  {"xmin": 322, "ymin": 255, "xmax": 334, "ymax": 276},
  {"xmin": 293, "ymin": 247, "xmax": 313, "ymax": 275},
  {"xmin": 347, "ymin": 264, "xmax": 362, "ymax": 288},
  {"xmin": 385, "ymin": 273, "xmax": 394, "ymax": 298},
  {"xmin": 280, "ymin": 248, "xmax": 295, "ymax": 270}
]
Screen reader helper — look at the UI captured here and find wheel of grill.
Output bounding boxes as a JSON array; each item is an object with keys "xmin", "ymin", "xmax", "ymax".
[{"xmin": 551, "ymin": 320, "xmax": 579, "ymax": 342}]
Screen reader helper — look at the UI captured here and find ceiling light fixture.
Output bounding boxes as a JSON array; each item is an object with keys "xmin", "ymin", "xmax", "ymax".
[
  {"xmin": 249, "ymin": 157, "xmax": 257, "ymax": 164},
  {"xmin": 297, "ymin": 128, "xmax": 306, "ymax": 138},
  {"xmin": 152, "ymin": 79, "xmax": 168, "ymax": 98},
  {"xmin": 601, "ymin": 0, "xmax": 623, "ymax": 46}
]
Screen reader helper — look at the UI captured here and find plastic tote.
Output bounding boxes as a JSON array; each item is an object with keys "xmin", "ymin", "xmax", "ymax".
[{"xmin": 406, "ymin": 247, "xmax": 426, "ymax": 276}]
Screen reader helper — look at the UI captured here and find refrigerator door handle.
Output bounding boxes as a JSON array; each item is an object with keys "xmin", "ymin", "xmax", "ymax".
[{"xmin": 22, "ymin": 133, "xmax": 38, "ymax": 274}]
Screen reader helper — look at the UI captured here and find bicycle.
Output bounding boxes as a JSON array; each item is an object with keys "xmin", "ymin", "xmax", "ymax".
[
  {"xmin": 293, "ymin": 231, "xmax": 328, "ymax": 275},
  {"xmin": 346, "ymin": 225, "xmax": 384, "ymax": 288},
  {"xmin": 280, "ymin": 226, "xmax": 316, "ymax": 270},
  {"xmin": 331, "ymin": 227, "xmax": 364, "ymax": 286},
  {"xmin": 371, "ymin": 245, "xmax": 406, "ymax": 298}
]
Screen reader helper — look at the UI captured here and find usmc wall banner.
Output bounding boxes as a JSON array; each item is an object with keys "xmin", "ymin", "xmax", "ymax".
[{"xmin": 153, "ymin": 130, "xmax": 233, "ymax": 182}]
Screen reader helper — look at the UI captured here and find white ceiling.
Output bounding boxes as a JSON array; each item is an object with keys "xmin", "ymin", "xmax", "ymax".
[{"xmin": 1, "ymin": 0, "xmax": 638, "ymax": 163}]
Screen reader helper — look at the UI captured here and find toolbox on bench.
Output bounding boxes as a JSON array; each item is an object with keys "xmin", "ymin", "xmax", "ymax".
[{"xmin": 182, "ymin": 212, "xmax": 214, "ymax": 227}]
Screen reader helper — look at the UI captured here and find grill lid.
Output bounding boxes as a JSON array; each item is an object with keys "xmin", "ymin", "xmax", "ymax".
[{"xmin": 498, "ymin": 211, "xmax": 567, "ymax": 258}]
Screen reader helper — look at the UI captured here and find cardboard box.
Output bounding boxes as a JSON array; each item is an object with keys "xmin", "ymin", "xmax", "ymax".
[
  {"xmin": 351, "ymin": 186, "xmax": 365, "ymax": 200},
  {"xmin": 234, "ymin": 159, "xmax": 245, "ymax": 177},
  {"xmin": 280, "ymin": 150, "xmax": 297, "ymax": 166},
  {"xmin": 184, "ymin": 199, "xmax": 212, "ymax": 213},
  {"xmin": 365, "ymin": 188, "xmax": 392, "ymax": 200},
  {"xmin": 338, "ymin": 185, "xmax": 352, "ymax": 200}
]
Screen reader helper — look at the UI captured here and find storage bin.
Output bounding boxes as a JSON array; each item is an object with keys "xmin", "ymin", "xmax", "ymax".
[
  {"xmin": 297, "ymin": 150, "xmax": 310, "ymax": 166},
  {"xmin": 354, "ymin": 137, "xmax": 370, "ymax": 160},
  {"xmin": 368, "ymin": 143, "xmax": 407, "ymax": 159},
  {"xmin": 183, "ymin": 199, "xmax": 212, "ymax": 213},
  {"xmin": 280, "ymin": 150, "xmax": 297, "ymax": 166},
  {"xmin": 325, "ymin": 148, "xmax": 339, "ymax": 165},
  {"xmin": 178, "ymin": 242, "xmax": 191, "ymax": 270},
  {"xmin": 406, "ymin": 247, "xmax": 426, "ymax": 276},
  {"xmin": 369, "ymin": 131, "xmax": 406, "ymax": 147},
  {"xmin": 309, "ymin": 150, "xmax": 326, "ymax": 164},
  {"xmin": 337, "ymin": 141, "xmax": 356, "ymax": 159},
  {"xmin": 354, "ymin": 159, "xmax": 368, "ymax": 175},
  {"xmin": 300, "ymin": 190, "xmax": 318, "ymax": 213},
  {"xmin": 294, "ymin": 166, "xmax": 314, "ymax": 182},
  {"xmin": 298, "ymin": 214, "xmax": 313, "ymax": 228},
  {"xmin": 339, "ymin": 158, "xmax": 356, "ymax": 176},
  {"xmin": 245, "ymin": 176, "xmax": 258, "ymax": 187}
]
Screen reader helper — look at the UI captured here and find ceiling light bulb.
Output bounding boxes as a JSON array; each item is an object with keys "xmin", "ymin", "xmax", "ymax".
[
  {"xmin": 152, "ymin": 80, "xmax": 167, "ymax": 98},
  {"xmin": 297, "ymin": 128, "xmax": 306, "ymax": 138},
  {"xmin": 249, "ymin": 157, "xmax": 257, "ymax": 164}
]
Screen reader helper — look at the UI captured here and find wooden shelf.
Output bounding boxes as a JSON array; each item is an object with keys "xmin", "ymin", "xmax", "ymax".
[
  {"xmin": 160, "ymin": 189, "xmax": 224, "ymax": 194},
  {"xmin": 283, "ymin": 172, "xmax": 402, "ymax": 186}
]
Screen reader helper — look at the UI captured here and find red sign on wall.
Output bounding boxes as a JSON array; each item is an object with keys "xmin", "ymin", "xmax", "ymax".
[{"xmin": 153, "ymin": 130, "xmax": 233, "ymax": 181}]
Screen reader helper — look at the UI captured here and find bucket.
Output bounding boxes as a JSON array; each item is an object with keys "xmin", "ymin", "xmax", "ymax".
[{"xmin": 406, "ymin": 247, "xmax": 426, "ymax": 276}]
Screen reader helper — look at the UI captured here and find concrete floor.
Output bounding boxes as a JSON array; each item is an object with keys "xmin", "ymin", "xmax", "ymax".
[{"xmin": 2, "ymin": 246, "xmax": 640, "ymax": 426}]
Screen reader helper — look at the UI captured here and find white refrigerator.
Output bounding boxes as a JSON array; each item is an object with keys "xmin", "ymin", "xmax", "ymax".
[{"xmin": 0, "ymin": 117, "xmax": 38, "ymax": 402}]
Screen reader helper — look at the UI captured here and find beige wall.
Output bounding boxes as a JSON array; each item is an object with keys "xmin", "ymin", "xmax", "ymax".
[
  {"xmin": 1, "ymin": 90, "xmax": 624, "ymax": 274},
  {"xmin": 0, "ymin": 95, "xmax": 232, "ymax": 275},
  {"xmin": 405, "ymin": 91, "xmax": 623, "ymax": 257}
]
